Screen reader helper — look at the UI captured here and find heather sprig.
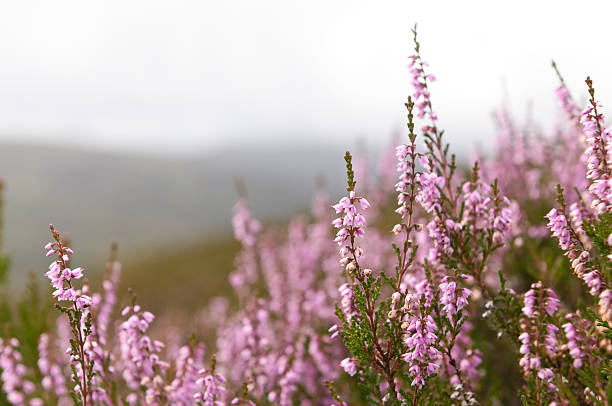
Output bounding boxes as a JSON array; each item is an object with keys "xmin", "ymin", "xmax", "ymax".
[{"xmin": 45, "ymin": 225, "xmax": 94, "ymax": 405}]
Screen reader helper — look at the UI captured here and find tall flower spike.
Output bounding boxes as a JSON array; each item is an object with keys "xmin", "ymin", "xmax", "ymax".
[
  {"xmin": 332, "ymin": 152, "xmax": 370, "ymax": 276},
  {"xmin": 546, "ymin": 191, "xmax": 606, "ymax": 296},
  {"xmin": 394, "ymin": 97, "xmax": 420, "ymax": 232},
  {"xmin": 232, "ymin": 198, "xmax": 261, "ymax": 248},
  {"xmin": 45, "ymin": 225, "xmax": 94, "ymax": 404},
  {"xmin": 119, "ymin": 305, "xmax": 170, "ymax": 404},
  {"xmin": 408, "ymin": 25, "xmax": 438, "ymax": 131},
  {"xmin": 552, "ymin": 61, "xmax": 580, "ymax": 121},
  {"xmin": 518, "ymin": 282, "xmax": 560, "ymax": 394},
  {"xmin": 580, "ymin": 77, "xmax": 612, "ymax": 214},
  {"xmin": 45, "ymin": 226, "xmax": 91, "ymax": 309}
]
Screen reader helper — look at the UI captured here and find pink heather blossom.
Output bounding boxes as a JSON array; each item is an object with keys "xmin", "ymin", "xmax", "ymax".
[
  {"xmin": 461, "ymin": 181, "xmax": 491, "ymax": 230},
  {"xmin": 561, "ymin": 314, "xmax": 595, "ymax": 370},
  {"xmin": 401, "ymin": 282, "xmax": 441, "ymax": 389},
  {"xmin": 416, "ymin": 156, "xmax": 444, "ymax": 214},
  {"xmin": 333, "ymin": 189, "xmax": 370, "ymax": 280},
  {"xmin": 580, "ymin": 101, "xmax": 612, "ymax": 214},
  {"xmin": 522, "ymin": 282, "xmax": 559, "ymax": 317},
  {"xmin": 545, "ymin": 208, "xmax": 571, "ymax": 251},
  {"xmin": 394, "ymin": 131, "xmax": 419, "ymax": 226},
  {"xmin": 556, "ymin": 85, "xmax": 580, "ymax": 120},
  {"xmin": 44, "ymin": 252, "xmax": 91, "ymax": 309},
  {"xmin": 0, "ymin": 338, "xmax": 39, "ymax": 406},
  {"xmin": 37, "ymin": 333, "xmax": 67, "ymax": 399},
  {"xmin": 546, "ymin": 206, "xmax": 606, "ymax": 296},
  {"xmin": 407, "ymin": 54, "xmax": 437, "ymax": 125},
  {"xmin": 543, "ymin": 324, "xmax": 559, "ymax": 357},
  {"xmin": 332, "ymin": 191, "xmax": 369, "ymax": 244},
  {"xmin": 518, "ymin": 329, "xmax": 555, "ymax": 393},
  {"xmin": 426, "ymin": 218, "xmax": 453, "ymax": 258},
  {"xmin": 439, "ymin": 276, "xmax": 471, "ymax": 322},
  {"xmin": 600, "ymin": 289, "xmax": 612, "ymax": 321},
  {"xmin": 194, "ymin": 365, "xmax": 228, "ymax": 405},
  {"xmin": 338, "ymin": 283, "xmax": 357, "ymax": 323},
  {"xmin": 232, "ymin": 198, "xmax": 261, "ymax": 247},
  {"xmin": 340, "ymin": 358, "xmax": 357, "ymax": 376},
  {"xmin": 568, "ymin": 202, "xmax": 592, "ymax": 250},
  {"xmin": 119, "ymin": 305, "xmax": 170, "ymax": 403}
]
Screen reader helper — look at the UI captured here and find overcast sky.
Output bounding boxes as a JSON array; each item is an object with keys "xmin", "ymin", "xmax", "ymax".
[{"xmin": 0, "ymin": 1, "xmax": 611, "ymax": 155}]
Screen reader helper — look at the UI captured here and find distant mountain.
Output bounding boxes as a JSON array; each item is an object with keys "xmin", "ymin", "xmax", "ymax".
[{"xmin": 0, "ymin": 142, "xmax": 354, "ymax": 284}]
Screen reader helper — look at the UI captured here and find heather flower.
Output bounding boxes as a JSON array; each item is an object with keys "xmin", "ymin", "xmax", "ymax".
[
  {"xmin": 407, "ymin": 42, "xmax": 438, "ymax": 127},
  {"xmin": 44, "ymin": 242, "xmax": 91, "ymax": 310},
  {"xmin": 338, "ymin": 283, "xmax": 357, "ymax": 323},
  {"xmin": 229, "ymin": 199, "xmax": 260, "ymax": 293},
  {"xmin": 0, "ymin": 338, "xmax": 39, "ymax": 406},
  {"xmin": 439, "ymin": 276, "xmax": 471, "ymax": 322},
  {"xmin": 522, "ymin": 282, "xmax": 559, "ymax": 317},
  {"xmin": 394, "ymin": 107, "xmax": 420, "ymax": 228},
  {"xmin": 545, "ymin": 205, "xmax": 606, "ymax": 296},
  {"xmin": 599, "ymin": 289, "xmax": 612, "ymax": 321},
  {"xmin": 232, "ymin": 198, "xmax": 261, "ymax": 247},
  {"xmin": 580, "ymin": 90, "xmax": 612, "ymax": 214},
  {"xmin": 332, "ymin": 190, "xmax": 369, "ymax": 247},
  {"xmin": 460, "ymin": 181, "xmax": 491, "ymax": 230},
  {"xmin": 543, "ymin": 324, "xmax": 559, "ymax": 357},
  {"xmin": 416, "ymin": 156, "xmax": 444, "ymax": 214},
  {"xmin": 119, "ymin": 305, "xmax": 170, "ymax": 403},
  {"xmin": 37, "ymin": 333, "xmax": 67, "ymax": 399},
  {"xmin": 426, "ymin": 217, "xmax": 453, "ymax": 260},
  {"xmin": 401, "ymin": 282, "xmax": 441, "ymax": 389},
  {"xmin": 45, "ymin": 225, "xmax": 95, "ymax": 403},
  {"xmin": 545, "ymin": 208, "xmax": 571, "ymax": 250},
  {"xmin": 339, "ymin": 358, "xmax": 357, "ymax": 376},
  {"xmin": 194, "ymin": 359, "xmax": 228, "ymax": 405},
  {"xmin": 561, "ymin": 314, "xmax": 595, "ymax": 370},
  {"xmin": 568, "ymin": 202, "xmax": 592, "ymax": 249},
  {"xmin": 169, "ymin": 344, "xmax": 207, "ymax": 405},
  {"xmin": 556, "ymin": 85, "xmax": 580, "ymax": 120}
]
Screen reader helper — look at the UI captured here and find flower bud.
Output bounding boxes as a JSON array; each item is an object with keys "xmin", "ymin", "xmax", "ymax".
[{"xmin": 392, "ymin": 224, "xmax": 402, "ymax": 234}]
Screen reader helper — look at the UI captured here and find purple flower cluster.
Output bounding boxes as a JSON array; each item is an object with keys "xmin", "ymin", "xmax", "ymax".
[
  {"xmin": 44, "ymin": 241, "xmax": 90, "ymax": 309},
  {"xmin": 401, "ymin": 282, "xmax": 441, "ymax": 389},
  {"xmin": 439, "ymin": 276, "xmax": 471, "ymax": 322},
  {"xmin": 522, "ymin": 282, "xmax": 560, "ymax": 317},
  {"xmin": 556, "ymin": 85, "xmax": 580, "ymax": 120},
  {"xmin": 232, "ymin": 198, "xmax": 261, "ymax": 247},
  {"xmin": 546, "ymin": 206, "xmax": 607, "ymax": 298},
  {"xmin": 37, "ymin": 333, "xmax": 66, "ymax": 399},
  {"xmin": 580, "ymin": 98, "xmax": 612, "ymax": 214},
  {"xmin": 119, "ymin": 305, "xmax": 169, "ymax": 404},
  {"xmin": 561, "ymin": 313, "xmax": 597, "ymax": 370},
  {"xmin": 0, "ymin": 339, "xmax": 39, "ymax": 406},
  {"xmin": 518, "ymin": 283, "xmax": 561, "ymax": 394},
  {"xmin": 407, "ymin": 54, "xmax": 437, "ymax": 126},
  {"xmin": 394, "ymin": 142, "xmax": 419, "ymax": 225},
  {"xmin": 416, "ymin": 156, "xmax": 444, "ymax": 214},
  {"xmin": 193, "ymin": 364, "xmax": 228, "ymax": 405},
  {"xmin": 333, "ymin": 190, "xmax": 370, "ymax": 247}
]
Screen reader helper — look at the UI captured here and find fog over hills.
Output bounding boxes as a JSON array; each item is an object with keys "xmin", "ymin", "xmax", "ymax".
[{"xmin": 0, "ymin": 142, "xmax": 355, "ymax": 284}]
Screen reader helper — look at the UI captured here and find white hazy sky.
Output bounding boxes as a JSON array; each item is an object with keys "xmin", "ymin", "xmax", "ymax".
[{"xmin": 0, "ymin": 1, "xmax": 611, "ymax": 155}]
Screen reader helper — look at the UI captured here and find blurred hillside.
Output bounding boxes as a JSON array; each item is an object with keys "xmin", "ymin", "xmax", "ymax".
[{"xmin": 0, "ymin": 142, "xmax": 350, "ymax": 290}]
